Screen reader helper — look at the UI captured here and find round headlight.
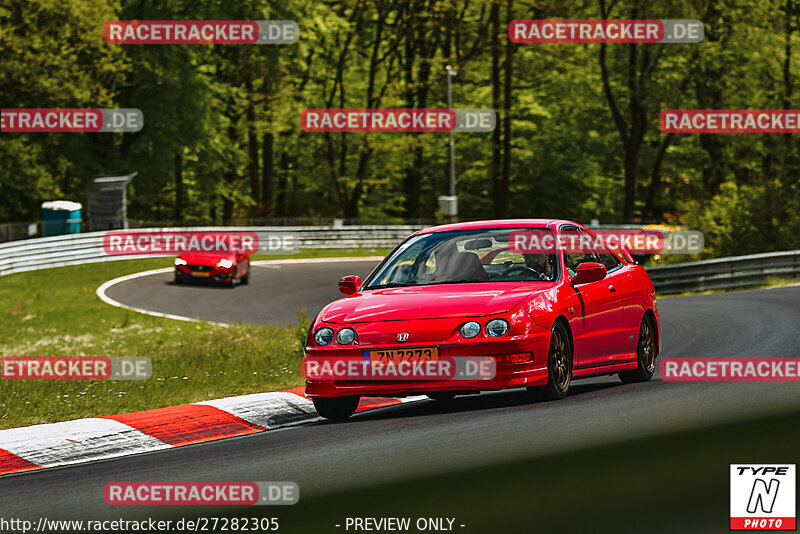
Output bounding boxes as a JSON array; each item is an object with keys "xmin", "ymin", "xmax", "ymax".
[
  {"xmin": 459, "ymin": 321, "xmax": 481, "ymax": 339},
  {"xmin": 336, "ymin": 328, "xmax": 356, "ymax": 344},
  {"xmin": 486, "ymin": 319, "xmax": 509, "ymax": 337},
  {"xmin": 314, "ymin": 327, "xmax": 334, "ymax": 346}
]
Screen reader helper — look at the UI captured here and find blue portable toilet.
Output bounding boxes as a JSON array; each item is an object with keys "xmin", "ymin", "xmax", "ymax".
[{"xmin": 41, "ymin": 201, "xmax": 82, "ymax": 236}]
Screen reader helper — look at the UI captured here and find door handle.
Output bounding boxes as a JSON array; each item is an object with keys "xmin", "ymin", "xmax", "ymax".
[{"xmin": 608, "ymin": 285, "xmax": 616, "ymax": 293}]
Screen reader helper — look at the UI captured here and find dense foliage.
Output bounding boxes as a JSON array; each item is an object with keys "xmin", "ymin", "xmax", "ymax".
[{"xmin": 1, "ymin": 0, "xmax": 799, "ymax": 256}]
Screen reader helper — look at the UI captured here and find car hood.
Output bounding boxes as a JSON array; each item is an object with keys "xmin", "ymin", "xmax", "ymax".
[
  {"xmin": 319, "ymin": 283, "xmax": 549, "ymax": 323},
  {"xmin": 178, "ymin": 253, "xmax": 233, "ymax": 266}
]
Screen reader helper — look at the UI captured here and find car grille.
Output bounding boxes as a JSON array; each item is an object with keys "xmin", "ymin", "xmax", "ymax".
[{"xmin": 187, "ymin": 265, "xmax": 213, "ymax": 271}]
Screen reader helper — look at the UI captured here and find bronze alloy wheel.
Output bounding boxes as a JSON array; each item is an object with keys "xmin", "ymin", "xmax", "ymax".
[
  {"xmin": 619, "ymin": 314, "xmax": 657, "ymax": 384},
  {"xmin": 550, "ymin": 324, "xmax": 571, "ymax": 392},
  {"xmin": 528, "ymin": 321, "xmax": 572, "ymax": 400},
  {"xmin": 639, "ymin": 316, "xmax": 656, "ymax": 373}
]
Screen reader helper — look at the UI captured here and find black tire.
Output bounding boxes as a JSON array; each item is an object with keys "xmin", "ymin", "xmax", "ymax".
[
  {"xmin": 427, "ymin": 392, "xmax": 456, "ymax": 402},
  {"xmin": 174, "ymin": 272, "xmax": 184, "ymax": 285},
  {"xmin": 619, "ymin": 314, "xmax": 657, "ymax": 383},
  {"xmin": 313, "ymin": 396, "xmax": 360, "ymax": 420},
  {"xmin": 241, "ymin": 268, "xmax": 250, "ymax": 285},
  {"xmin": 527, "ymin": 321, "xmax": 572, "ymax": 401}
]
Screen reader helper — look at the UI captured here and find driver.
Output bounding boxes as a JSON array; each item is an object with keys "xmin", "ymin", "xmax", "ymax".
[{"xmin": 523, "ymin": 253, "xmax": 553, "ymax": 280}]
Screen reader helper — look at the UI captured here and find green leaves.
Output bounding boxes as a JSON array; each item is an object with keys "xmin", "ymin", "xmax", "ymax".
[{"xmin": 1, "ymin": 0, "xmax": 799, "ymax": 258}]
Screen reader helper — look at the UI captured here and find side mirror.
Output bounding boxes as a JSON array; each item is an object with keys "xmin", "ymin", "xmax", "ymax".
[
  {"xmin": 571, "ymin": 262, "xmax": 607, "ymax": 286},
  {"xmin": 338, "ymin": 275, "xmax": 361, "ymax": 295}
]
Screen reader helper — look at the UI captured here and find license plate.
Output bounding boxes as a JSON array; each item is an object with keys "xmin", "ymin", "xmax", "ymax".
[
  {"xmin": 367, "ymin": 347, "xmax": 439, "ymax": 366},
  {"xmin": 191, "ymin": 271, "xmax": 210, "ymax": 277}
]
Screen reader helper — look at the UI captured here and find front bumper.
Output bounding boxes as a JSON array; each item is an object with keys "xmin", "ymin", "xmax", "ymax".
[{"xmin": 304, "ymin": 331, "xmax": 551, "ymax": 398}]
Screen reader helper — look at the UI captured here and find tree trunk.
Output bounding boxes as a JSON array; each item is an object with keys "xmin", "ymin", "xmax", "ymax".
[
  {"xmin": 262, "ymin": 132, "xmax": 275, "ymax": 217},
  {"xmin": 490, "ymin": 0, "xmax": 503, "ymax": 218},
  {"xmin": 499, "ymin": 0, "xmax": 513, "ymax": 218},
  {"xmin": 247, "ymin": 125, "xmax": 259, "ymax": 211},
  {"xmin": 174, "ymin": 149, "xmax": 183, "ymax": 223}
]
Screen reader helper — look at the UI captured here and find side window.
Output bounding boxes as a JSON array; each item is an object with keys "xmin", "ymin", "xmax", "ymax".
[
  {"xmin": 562, "ymin": 226, "xmax": 598, "ymax": 276},
  {"xmin": 565, "ymin": 252, "xmax": 598, "ymax": 276},
  {"xmin": 597, "ymin": 252, "xmax": 622, "ymax": 272}
]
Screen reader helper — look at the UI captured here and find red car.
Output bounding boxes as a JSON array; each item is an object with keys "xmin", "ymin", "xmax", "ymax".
[
  {"xmin": 304, "ymin": 219, "xmax": 661, "ymax": 420},
  {"xmin": 174, "ymin": 248, "xmax": 251, "ymax": 287}
]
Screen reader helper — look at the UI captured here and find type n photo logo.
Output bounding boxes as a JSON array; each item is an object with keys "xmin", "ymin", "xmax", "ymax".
[{"xmin": 730, "ymin": 464, "xmax": 796, "ymax": 530}]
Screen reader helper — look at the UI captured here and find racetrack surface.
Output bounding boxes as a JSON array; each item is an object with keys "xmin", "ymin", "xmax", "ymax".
[
  {"xmin": 102, "ymin": 260, "xmax": 380, "ymax": 325},
  {"xmin": 3, "ymin": 267, "xmax": 800, "ymax": 533}
]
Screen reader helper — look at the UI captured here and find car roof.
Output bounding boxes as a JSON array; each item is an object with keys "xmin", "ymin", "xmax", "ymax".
[{"xmin": 413, "ymin": 219, "xmax": 580, "ymax": 235}]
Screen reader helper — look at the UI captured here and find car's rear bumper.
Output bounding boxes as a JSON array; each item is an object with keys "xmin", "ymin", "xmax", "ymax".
[{"xmin": 304, "ymin": 332, "xmax": 551, "ymax": 398}]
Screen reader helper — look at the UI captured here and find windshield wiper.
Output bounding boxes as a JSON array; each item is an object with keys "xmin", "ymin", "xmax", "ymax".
[
  {"xmin": 364, "ymin": 282, "xmax": 414, "ymax": 289},
  {"xmin": 423, "ymin": 279, "xmax": 489, "ymax": 285}
]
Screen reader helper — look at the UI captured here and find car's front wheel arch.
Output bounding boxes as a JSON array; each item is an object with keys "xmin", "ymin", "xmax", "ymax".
[
  {"xmin": 553, "ymin": 315, "xmax": 574, "ymax": 359},
  {"xmin": 643, "ymin": 308, "xmax": 659, "ymax": 357}
]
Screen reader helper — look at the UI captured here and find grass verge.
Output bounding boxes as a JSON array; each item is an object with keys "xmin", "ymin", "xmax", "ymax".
[{"xmin": 0, "ymin": 249, "xmax": 387, "ymax": 430}]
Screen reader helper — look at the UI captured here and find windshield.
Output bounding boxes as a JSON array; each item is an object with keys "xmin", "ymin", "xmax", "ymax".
[{"xmin": 364, "ymin": 228, "xmax": 559, "ymax": 289}]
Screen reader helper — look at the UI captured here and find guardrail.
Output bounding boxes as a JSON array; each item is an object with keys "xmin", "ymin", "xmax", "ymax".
[
  {"xmin": 0, "ymin": 226, "xmax": 424, "ymax": 277},
  {"xmin": 646, "ymin": 250, "xmax": 800, "ymax": 294},
  {"xmin": 2, "ymin": 227, "xmax": 799, "ymax": 295}
]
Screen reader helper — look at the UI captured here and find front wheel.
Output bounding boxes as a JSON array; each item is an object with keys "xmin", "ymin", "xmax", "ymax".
[
  {"xmin": 528, "ymin": 321, "xmax": 572, "ymax": 401},
  {"xmin": 619, "ymin": 314, "xmax": 657, "ymax": 383},
  {"xmin": 313, "ymin": 396, "xmax": 360, "ymax": 420}
]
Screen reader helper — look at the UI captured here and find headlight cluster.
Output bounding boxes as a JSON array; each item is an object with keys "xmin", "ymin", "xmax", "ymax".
[
  {"xmin": 459, "ymin": 319, "xmax": 509, "ymax": 338},
  {"xmin": 174, "ymin": 258, "xmax": 187, "ymax": 266},
  {"xmin": 336, "ymin": 328, "xmax": 356, "ymax": 344},
  {"xmin": 459, "ymin": 321, "xmax": 481, "ymax": 338},
  {"xmin": 486, "ymin": 319, "xmax": 509, "ymax": 337},
  {"xmin": 314, "ymin": 327, "xmax": 357, "ymax": 346},
  {"xmin": 216, "ymin": 258, "xmax": 234, "ymax": 269}
]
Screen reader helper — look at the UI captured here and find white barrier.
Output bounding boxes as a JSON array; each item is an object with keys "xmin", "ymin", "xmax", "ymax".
[{"xmin": 0, "ymin": 226, "xmax": 423, "ymax": 277}]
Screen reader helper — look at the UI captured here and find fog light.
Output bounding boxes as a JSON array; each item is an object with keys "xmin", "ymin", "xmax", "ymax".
[
  {"xmin": 460, "ymin": 321, "xmax": 481, "ymax": 338},
  {"xmin": 314, "ymin": 327, "xmax": 334, "ymax": 346},
  {"xmin": 493, "ymin": 352, "xmax": 532, "ymax": 363},
  {"xmin": 486, "ymin": 319, "xmax": 509, "ymax": 337}
]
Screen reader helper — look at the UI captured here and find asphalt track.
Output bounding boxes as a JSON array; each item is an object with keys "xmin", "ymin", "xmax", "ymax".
[
  {"xmin": 103, "ymin": 260, "xmax": 381, "ymax": 325},
  {"xmin": 2, "ymin": 264, "xmax": 800, "ymax": 533}
]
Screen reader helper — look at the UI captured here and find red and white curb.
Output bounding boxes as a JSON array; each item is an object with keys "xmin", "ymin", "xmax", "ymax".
[{"xmin": 0, "ymin": 387, "xmax": 426, "ymax": 477}]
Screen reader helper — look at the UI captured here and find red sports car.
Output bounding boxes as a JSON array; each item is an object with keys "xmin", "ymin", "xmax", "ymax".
[
  {"xmin": 304, "ymin": 219, "xmax": 661, "ymax": 420},
  {"xmin": 174, "ymin": 248, "xmax": 251, "ymax": 287}
]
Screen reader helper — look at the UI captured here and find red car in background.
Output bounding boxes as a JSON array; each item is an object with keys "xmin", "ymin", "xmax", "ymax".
[
  {"xmin": 174, "ymin": 246, "xmax": 251, "ymax": 287},
  {"xmin": 304, "ymin": 219, "xmax": 661, "ymax": 420}
]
